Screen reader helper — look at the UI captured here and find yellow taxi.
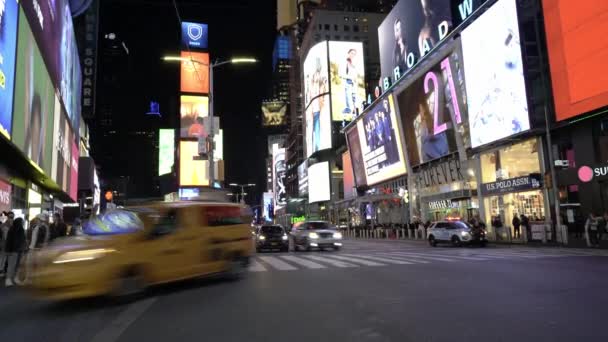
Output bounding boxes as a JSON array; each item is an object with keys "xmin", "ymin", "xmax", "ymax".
[{"xmin": 28, "ymin": 201, "xmax": 253, "ymax": 300}]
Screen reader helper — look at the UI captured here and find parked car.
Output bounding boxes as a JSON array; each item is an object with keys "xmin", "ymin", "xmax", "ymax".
[
  {"xmin": 427, "ymin": 220, "xmax": 487, "ymax": 247},
  {"xmin": 255, "ymin": 225, "xmax": 289, "ymax": 252},
  {"xmin": 290, "ymin": 221, "xmax": 343, "ymax": 251}
]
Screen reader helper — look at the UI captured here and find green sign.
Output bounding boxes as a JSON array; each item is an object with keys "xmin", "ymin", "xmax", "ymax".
[
  {"xmin": 158, "ymin": 129, "xmax": 175, "ymax": 175},
  {"xmin": 291, "ymin": 215, "xmax": 306, "ymax": 224}
]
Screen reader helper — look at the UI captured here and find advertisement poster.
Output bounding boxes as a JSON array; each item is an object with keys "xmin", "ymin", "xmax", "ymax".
[
  {"xmin": 328, "ymin": 41, "xmax": 365, "ymax": 121},
  {"xmin": 346, "ymin": 126, "xmax": 367, "ymax": 188},
  {"xmin": 13, "ymin": 13, "xmax": 55, "ymax": 174},
  {"xmin": 378, "ymin": 0, "xmax": 452, "ymax": 84},
  {"xmin": 180, "ymin": 95, "xmax": 209, "ymax": 138},
  {"xmin": 0, "ymin": 0, "xmax": 18, "ymax": 139},
  {"xmin": 51, "ymin": 97, "xmax": 73, "ymax": 194},
  {"xmin": 461, "ymin": 0, "xmax": 529, "ymax": 148},
  {"xmin": 261, "ymin": 101, "xmax": 287, "ymax": 126},
  {"xmin": 0, "ymin": 179, "xmax": 11, "ymax": 213},
  {"xmin": 308, "ymin": 162, "xmax": 330, "ymax": 203},
  {"xmin": 70, "ymin": 141, "xmax": 79, "ymax": 201},
  {"xmin": 272, "ymin": 144, "xmax": 286, "ymax": 211},
  {"xmin": 181, "ymin": 21, "xmax": 208, "ymax": 50},
  {"xmin": 179, "ymin": 140, "xmax": 210, "ymax": 187},
  {"xmin": 20, "ymin": 0, "xmax": 81, "ymax": 136},
  {"xmin": 396, "ymin": 45, "xmax": 469, "ymax": 166},
  {"xmin": 303, "ymin": 41, "xmax": 332, "ymax": 157},
  {"xmin": 305, "ymin": 94, "xmax": 331, "ymax": 157},
  {"xmin": 298, "ymin": 161, "xmax": 308, "ymax": 196},
  {"xmin": 543, "ymin": 0, "xmax": 608, "ymax": 121},
  {"xmin": 158, "ymin": 129, "xmax": 175, "ymax": 176},
  {"xmin": 180, "ymin": 51, "xmax": 209, "ymax": 94},
  {"xmin": 262, "ymin": 192, "xmax": 273, "ymax": 221},
  {"xmin": 342, "ymin": 151, "xmax": 355, "ymax": 200}
]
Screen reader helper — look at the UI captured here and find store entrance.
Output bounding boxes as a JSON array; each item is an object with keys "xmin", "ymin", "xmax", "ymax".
[{"xmin": 485, "ymin": 190, "xmax": 545, "ymax": 242}]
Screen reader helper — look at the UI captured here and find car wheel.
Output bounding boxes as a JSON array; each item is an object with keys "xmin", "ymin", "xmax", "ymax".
[
  {"xmin": 111, "ymin": 267, "xmax": 146, "ymax": 302},
  {"xmin": 225, "ymin": 256, "xmax": 248, "ymax": 281},
  {"xmin": 451, "ymin": 236, "xmax": 461, "ymax": 247},
  {"xmin": 428, "ymin": 235, "xmax": 437, "ymax": 247}
]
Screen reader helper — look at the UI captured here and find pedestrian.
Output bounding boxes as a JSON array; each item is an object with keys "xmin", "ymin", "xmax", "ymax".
[
  {"xmin": 597, "ymin": 212, "xmax": 607, "ymax": 245},
  {"xmin": 5, "ymin": 218, "xmax": 26, "ymax": 286},
  {"xmin": 0, "ymin": 211, "xmax": 15, "ymax": 276},
  {"xmin": 51, "ymin": 212, "xmax": 68, "ymax": 239},
  {"xmin": 492, "ymin": 215, "xmax": 503, "ymax": 240},
  {"xmin": 512, "ymin": 213, "xmax": 521, "ymax": 239},
  {"xmin": 23, "ymin": 213, "xmax": 51, "ymax": 284},
  {"xmin": 585, "ymin": 213, "xmax": 598, "ymax": 247},
  {"xmin": 520, "ymin": 214, "xmax": 530, "ymax": 240}
]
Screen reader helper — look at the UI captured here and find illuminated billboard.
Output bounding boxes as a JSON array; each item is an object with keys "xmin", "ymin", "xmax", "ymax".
[
  {"xmin": 303, "ymin": 41, "xmax": 332, "ymax": 157},
  {"xmin": 181, "ymin": 22, "xmax": 208, "ymax": 50},
  {"xmin": 214, "ymin": 129, "xmax": 223, "ymax": 161},
  {"xmin": 179, "ymin": 140, "xmax": 210, "ymax": 187},
  {"xmin": 180, "ymin": 51, "xmax": 209, "ymax": 94},
  {"xmin": 395, "ymin": 44, "xmax": 469, "ymax": 166},
  {"xmin": 461, "ymin": 0, "xmax": 529, "ymax": 148},
  {"xmin": 261, "ymin": 101, "xmax": 287, "ymax": 126},
  {"xmin": 298, "ymin": 161, "xmax": 308, "ymax": 196},
  {"xmin": 70, "ymin": 141, "xmax": 79, "ymax": 201},
  {"xmin": 308, "ymin": 162, "xmax": 330, "ymax": 203},
  {"xmin": 378, "ymin": 0, "xmax": 453, "ymax": 85},
  {"xmin": 347, "ymin": 93, "xmax": 407, "ymax": 186},
  {"xmin": 543, "ymin": 0, "xmax": 608, "ymax": 121},
  {"xmin": 0, "ymin": 0, "xmax": 18, "ymax": 139},
  {"xmin": 50, "ymin": 96, "xmax": 74, "ymax": 194},
  {"xmin": 272, "ymin": 144, "xmax": 286, "ymax": 211},
  {"xmin": 328, "ymin": 41, "xmax": 366, "ymax": 121},
  {"xmin": 263, "ymin": 192, "xmax": 273, "ymax": 221},
  {"xmin": 342, "ymin": 151, "xmax": 355, "ymax": 200},
  {"xmin": 159, "ymin": 129, "xmax": 175, "ymax": 176},
  {"xmin": 180, "ymin": 95, "xmax": 209, "ymax": 138}
]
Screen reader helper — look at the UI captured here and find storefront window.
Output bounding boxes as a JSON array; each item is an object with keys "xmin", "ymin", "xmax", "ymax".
[
  {"xmin": 480, "ymin": 139, "xmax": 541, "ymax": 182},
  {"xmin": 481, "ymin": 152, "xmax": 498, "ymax": 183}
]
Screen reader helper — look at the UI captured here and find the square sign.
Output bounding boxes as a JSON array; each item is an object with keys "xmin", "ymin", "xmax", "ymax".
[{"xmin": 181, "ymin": 22, "xmax": 208, "ymax": 50}]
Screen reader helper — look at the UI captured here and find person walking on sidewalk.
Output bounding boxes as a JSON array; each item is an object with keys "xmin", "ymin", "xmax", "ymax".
[
  {"xmin": 5, "ymin": 218, "xmax": 26, "ymax": 287},
  {"xmin": 51, "ymin": 212, "xmax": 68, "ymax": 239},
  {"xmin": 23, "ymin": 213, "xmax": 51, "ymax": 284},
  {"xmin": 597, "ymin": 212, "xmax": 607, "ymax": 246},
  {"xmin": 512, "ymin": 213, "xmax": 521, "ymax": 239},
  {"xmin": 585, "ymin": 213, "xmax": 599, "ymax": 247},
  {"xmin": 0, "ymin": 211, "xmax": 15, "ymax": 277}
]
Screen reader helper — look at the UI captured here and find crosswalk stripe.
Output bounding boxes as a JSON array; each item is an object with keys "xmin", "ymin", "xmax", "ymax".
[
  {"xmin": 453, "ymin": 253, "xmax": 510, "ymax": 259},
  {"xmin": 302, "ymin": 255, "xmax": 358, "ymax": 268},
  {"xmin": 386, "ymin": 252, "xmax": 456, "ymax": 262},
  {"xmin": 258, "ymin": 256, "xmax": 298, "ymax": 271},
  {"xmin": 248, "ymin": 259, "xmax": 268, "ymax": 272},
  {"xmin": 392, "ymin": 251, "xmax": 488, "ymax": 261},
  {"xmin": 371, "ymin": 253, "xmax": 431, "ymax": 264},
  {"xmin": 280, "ymin": 256, "xmax": 327, "ymax": 269},
  {"xmin": 340, "ymin": 253, "xmax": 418, "ymax": 265},
  {"xmin": 325, "ymin": 254, "xmax": 385, "ymax": 266}
]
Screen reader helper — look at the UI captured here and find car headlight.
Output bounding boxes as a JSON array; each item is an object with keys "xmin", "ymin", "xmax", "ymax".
[
  {"xmin": 282, "ymin": 234, "xmax": 288, "ymax": 241},
  {"xmin": 53, "ymin": 248, "xmax": 116, "ymax": 264},
  {"xmin": 258, "ymin": 235, "xmax": 266, "ymax": 241},
  {"xmin": 308, "ymin": 232, "xmax": 319, "ymax": 239},
  {"xmin": 333, "ymin": 232, "xmax": 343, "ymax": 239},
  {"xmin": 461, "ymin": 231, "xmax": 470, "ymax": 237}
]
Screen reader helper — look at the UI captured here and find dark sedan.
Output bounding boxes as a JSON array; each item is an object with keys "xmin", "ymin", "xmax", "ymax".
[{"xmin": 255, "ymin": 225, "xmax": 289, "ymax": 252}]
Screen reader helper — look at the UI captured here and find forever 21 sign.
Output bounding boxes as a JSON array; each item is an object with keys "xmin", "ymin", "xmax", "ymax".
[{"xmin": 415, "ymin": 159, "xmax": 465, "ymax": 189}]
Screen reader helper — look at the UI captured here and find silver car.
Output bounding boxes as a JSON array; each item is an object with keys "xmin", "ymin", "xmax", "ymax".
[
  {"xmin": 290, "ymin": 221, "xmax": 343, "ymax": 251},
  {"xmin": 427, "ymin": 220, "xmax": 487, "ymax": 247}
]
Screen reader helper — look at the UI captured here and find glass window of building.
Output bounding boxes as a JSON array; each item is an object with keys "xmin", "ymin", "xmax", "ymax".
[
  {"xmin": 344, "ymin": 25, "xmax": 350, "ymax": 31},
  {"xmin": 324, "ymin": 24, "xmax": 330, "ymax": 30},
  {"xmin": 334, "ymin": 24, "xmax": 339, "ymax": 31},
  {"xmin": 353, "ymin": 25, "xmax": 359, "ymax": 32}
]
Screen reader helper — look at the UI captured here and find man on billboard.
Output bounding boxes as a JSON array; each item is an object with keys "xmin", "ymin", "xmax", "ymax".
[
  {"xmin": 339, "ymin": 48, "xmax": 360, "ymax": 117},
  {"xmin": 393, "ymin": 18, "xmax": 409, "ymax": 74}
]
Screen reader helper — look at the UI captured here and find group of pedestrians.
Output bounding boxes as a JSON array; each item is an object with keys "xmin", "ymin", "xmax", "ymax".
[
  {"xmin": 585, "ymin": 212, "xmax": 608, "ymax": 247},
  {"xmin": 0, "ymin": 211, "xmax": 80, "ymax": 287}
]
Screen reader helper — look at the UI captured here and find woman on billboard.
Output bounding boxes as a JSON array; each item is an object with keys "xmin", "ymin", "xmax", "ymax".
[
  {"xmin": 340, "ymin": 48, "xmax": 360, "ymax": 117},
  {"xmin": 392, "ymin": 19, "xmax": 408, "ymax": 74},
  {"xmin": 418, "ymin": 0, "xmax": 452, "ymax": 56}
]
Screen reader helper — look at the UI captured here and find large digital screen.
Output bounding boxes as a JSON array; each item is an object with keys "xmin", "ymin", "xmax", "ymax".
[
  {"xmin": 305, "ymin": 95, "xmax": 332, "ymax": 157},
  {"xmin": 348, "ymin": 93, "xmax": 407, "ymax": 186},
  {"xmin": 180, "ymin": 95, "xmax": 209, "ymax": 138},
  {"xmin": 461, "ymin": 0, "xmax": 529, "ymax": 148},
  {"xmin": 20, "ymin": 0, "xmax": 81, "ymax": 137},
  {"xmin": 346, "ymin": 126, "xmax": 367, "ymax": 188},
  {"xmin": 50, "ymin": 96, "xmax": 74, "ymax": 194},
  {"xmin": 298, "ymin": 161, "xmax": 308, "ymax": 196},
  {"xmin": 180, "ymin": 51, "xmax": 209, "ymax": 94},
  {"xmin": 378, "ymin": 0, "xmax": 453, "ymax": 84},
  {"xmin": 70, "ymin": 141, "xmax": 79, "ymax": 201},
  {"xmin": 303, "ymin": 41, "xmax": 332, "ymax": 157},
  {"xmin": 179, "ymin": 140, "xmax": 210, "ymax": 187},
  {"xmin": 308, "ymin": 161, "xmax": 330, "ymax": 203},
  {"xmin": 0, "ymin": 0, "xmax": 18, "ymax": 139},
  {"xmin": 543, "ymin": 0, "xmax": 608, "ymax": 121},
  {"xmin": 262, "ymin": 192, "xmax": 273, "ymax": 221},
  {"xmin": 342, "ymin": 151, "xmax": 355, "ymax": 200},
  {"xmin": 13, "ymin": 13, "xmax": 55, "ymax": 174},
  {"xmin": 328, "ymin": 41, "xmax": 366, "ymax": 121},
  {"xmin": 158, "ymin": 129, "xmax": 175, "ymax": 176},
  {"xmin": 396, "ymin": 45, "xmax": 469, "ymax": 166},
  {"xmin": 181, "ymin": 21, "xmax": 208, "ymax": 50},
  {"xmin": 272, "ymin": 144, "xmax": 286, "ymax": 211},
  {"xmin": 261, "ymin": 101, "xmax": 287, "ymax": 126}
]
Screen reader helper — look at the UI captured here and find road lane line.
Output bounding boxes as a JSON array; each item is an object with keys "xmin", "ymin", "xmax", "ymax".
[
  {"xmin": 325, "ymin": 254, "xmax": 386, "ymax": 266},
  {"xmin": 302, "ymin": 255, "xmax": 358, "ymax": 268},
  {"xmin": 248, "ymin": 259, "xmax": 268, "ymax": 272},
  {"xmin": 340, "ymin": 254, "xmax": 418, "ymax": 265},
  {"xmin": 258, "ymin": 256, "xmax": 298, "ymax": 271},
  {"xmin": 280, "ymin": 256, "xmax": 327, "ymax": 269},
  {"xmin": 90, "ymin": 297, "xmax": 157, "ymax": 342}
]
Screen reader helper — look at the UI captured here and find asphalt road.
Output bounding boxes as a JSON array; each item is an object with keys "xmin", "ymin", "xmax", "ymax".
[{"xmin": 1, "ymin": 239, "xmax": 608, "ymax": 342}]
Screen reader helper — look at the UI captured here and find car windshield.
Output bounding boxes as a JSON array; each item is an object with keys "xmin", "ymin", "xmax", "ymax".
[
  {"xmin": 83, "ymin": 209, "xmax": 145, "ymax": 236},
  {"xmin": 452, "ymin": 221, "xmax": 472, "ymax": 230},
  {"xmin": 261, "ymin": 226, "xmax": 283, "ymax": 234},
  {"xmin": 306, "ymin": 222, "xmax": 331, "ymax": 230}
]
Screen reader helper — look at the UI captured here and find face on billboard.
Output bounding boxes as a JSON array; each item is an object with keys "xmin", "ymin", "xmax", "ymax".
[
  {"xmin": 13, "ymin": 14, "xmax": 55, "ymax": 174},
  {"xmin": 180, "ymin": 95, "xmax": 208, "ymax": 138},
  {"xmin": 181, "ymin": 22, "xmax": 208, "ymax": 50},
  {"xmin": 261, "ymin": 101, "xmax": 287, "ymax": 126},
  {"xmin": 328, "ymin": 41, "xmax": 366, "ymax": 121},
  {"xmin": 346, "ymin": 126, "xmax": 367, "ymax": 187},
  {"xmin": 179, "ymin": 140, "xmax": 210, "ymax": 187},
  {"xmin": 308, "ymin": 162, "xmax": 330, "ymax": 203},
  {"xmin": 158, "ymin": 129, "xmax": 175, "ymax": 176},
  {"xmin": 461, "ymin": 0, "xmax": 529, "ymax": 148},
  {"xmin": 272, "ymin": 145, "xmax": 286, "ymax": 209},
  {"xmin": 543, "ymin": 0, "xmax": 608, "ymax": 121},
  {"xmin": 378, "ymin": 0, "xmax": 453, "ymax": 84},
  {"xmin": 305, "ymin": 94, "xmax": 332, "ymax": 157},
  {"xmin": 352, "ymin": 93, "xmax": 407, "ymax": 185},
  {"xmin": 396, "ymin": 46, "xmax": 469, "ymax": 166},
  {"xmin": 180, "ymin": 51, "xmax": 209, "ymax": 94},
  {"xmin": 0, "ymin": 0, "xmax": 19, "ymax": 139}
]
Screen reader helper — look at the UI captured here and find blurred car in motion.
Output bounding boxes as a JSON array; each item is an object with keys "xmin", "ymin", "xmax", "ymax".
[
  {"xmin": 28, "ymin": 202, "xmax": 253, "ymax": 301},
  {"xmin": 255, "ymin": 225, "xmax": 289, "ymax": 252},
  {"xmin": 427, "ymin": 220, "xmax": 487, "ymax": 247},
  {"xmin": 290, "ymin": 221, "xmax": 342, "ymax": 251}
]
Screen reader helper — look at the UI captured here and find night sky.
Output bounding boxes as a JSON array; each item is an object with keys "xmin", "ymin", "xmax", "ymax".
[{"xmin": 100, "ymin": 0, "xmax": 277, "ymax": 202}]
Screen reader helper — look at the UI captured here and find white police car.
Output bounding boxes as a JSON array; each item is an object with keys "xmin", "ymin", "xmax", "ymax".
[{"xmin": 427, "ymin": 220, "xmax": 487, "ymax": 247}]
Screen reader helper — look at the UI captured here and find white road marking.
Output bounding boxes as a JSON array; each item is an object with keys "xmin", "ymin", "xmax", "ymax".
[
  {"xmin": 392, "ymin": 251, "xmax": 488, "ymax": 261},
  {"xmin": 386, "ymin": 252, "xmax": 456, "ymax": 262},
  {"xmin": 248, "ymin": 259, "xmax": 268, "ymax": 272},
  {"xmin": 90, "ymin": 297, "xmax": 157, "ymax": 342},
  {"xmin": 339, "ymin": 253, "xmax": 417, "ymax": 265},
  {"xmin": 258, "ymin": 256, "xmax": 298, "ymax": 271},
  {"xmin": 280, "ymin": 255, "xmax": 327, "ymax": 269},
  {"xmin": 325, "ymin": 254, "xmax": 386, "ymax": 266},
  {"xmin": 302, "ymin": 255, "xmax": 358, "ymax": 268},
  {"xmin": 371, "ymin": 253, "xmax": 431, "ymax": 264}
]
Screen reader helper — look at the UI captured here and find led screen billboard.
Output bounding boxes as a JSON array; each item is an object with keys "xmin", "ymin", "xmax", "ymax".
[
  {"xmin": 13, "ymin": 14, "xmax": 55, "ymax": 174},
  {"xmin": 0, "ymin": 0, "xmax": 18, "ymax": 139},
  {"xmin": 308, "ymin": 162, "xmax": 330, "ymax": 203},
  {"xmin": 298, "ymin": 161, "xmax": 308, "ymax": 196},
  {"xmin": 303, "ymin": 41, "xmax": 332, "ymax": 157},
  {"xmin": 261, "ymin": 101, "xmax": 287, "ymax": 126},
  {"xmin": 346, "ymin": 125, "xmax": 367, "ymax": 188},
  {"xmin": 347, "ymin": 93, "xmax": 407, "ymax": 186},
  {"xmin": 20, "ymin": 0, "xmax": 81, "ymax": 136},
  {"xmin": 70, "ymin": 141, "xmax": 79, "ymax": 201},
  {"xmin": 395, "ymin": 44, "xmax": 469, "ymax": 166},
  {"xmin": 180, "ymin": 95, "xmax": 209, "ymax": 138},
  {"xmin": 180, "ymin": 51, "xmax": 209, "ymax": 94},
  {"xmin": 543, "ymin": 0, "xmax": 608, "ymax": 121},
  {"xmin": 342, "ymin": 151, "xmax": 356, "ymax": 200},
  {"xmin": 181, "ymin": 21, "xmax": 208, "ymax": 50},
  {"xmin": 263, "ymin": 192, "xmax": 273, "ymax": 221},
  {"xmin": 461, "ymin": 0, "xmax": 529, "ymax": 148},
  {"xmin": 51, "ymin": 96, "xmax": 74, "ymax": 194},
  {"xmin": 158, "ymin": 129, "xmax": 175, "ymax": 176},
  {"xmin": 378, "ymin": 0, "xmax": 453, "ymax": 85},
  {"xmin": 305, "ymin": 95, "xmax": 332, "ymax": 157},
  {"xmin": 272, "ymin": 144, "xmax": 286, "ymax": 211},
  {"xmin": 179, "ymin": 140, "xmax": 210, "ymax": 187},
  {"xmin": 328, "ymin": 41, "xmax": 365, "ymax": 121}
]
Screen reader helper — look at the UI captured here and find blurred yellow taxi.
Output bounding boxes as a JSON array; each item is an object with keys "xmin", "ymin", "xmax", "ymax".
[{"xmin": 28, "ymin": 201, "xmax": 253, "ymax": 300}]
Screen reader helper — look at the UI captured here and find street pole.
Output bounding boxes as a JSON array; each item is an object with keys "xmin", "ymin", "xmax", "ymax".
[{"xmin": 208, "ymin": 65, "xmax": 215, "ymax": 187}]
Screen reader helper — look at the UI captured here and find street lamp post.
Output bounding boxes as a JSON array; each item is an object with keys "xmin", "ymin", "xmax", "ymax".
[{"xmin": 229, "ymin": 183, "xmax": 256, "ymax": 204}]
